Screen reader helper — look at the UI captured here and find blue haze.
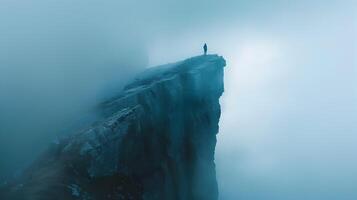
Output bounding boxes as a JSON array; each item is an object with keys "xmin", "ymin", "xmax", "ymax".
[{"xmin": 1, "ymin": 0, "xmax": 356, "ymax": 199}]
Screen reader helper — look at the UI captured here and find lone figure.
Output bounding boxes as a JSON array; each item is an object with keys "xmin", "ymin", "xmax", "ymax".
[{"xmin": 203, "ymin": 43, "xmax": 207, "ymax": 55}]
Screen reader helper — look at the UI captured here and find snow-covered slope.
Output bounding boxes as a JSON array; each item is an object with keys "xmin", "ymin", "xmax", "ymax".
[{"xmin": 0, "ymin": 55, "xmax": 226, "ymax": 200}]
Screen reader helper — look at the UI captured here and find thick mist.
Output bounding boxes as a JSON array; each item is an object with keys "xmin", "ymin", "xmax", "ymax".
[
  {"xmin": 147, "ymin": 1, "xmax": 356, "ymax": 199},
  {"xmin": 1, "ymin": 0, "xmax": 356, "ymax": 199},
  {"xmin": 0, "ymin": 0, "xmax": 149, "ymax": 181},
  {"xmin": 0, "ymin": 0, "xmax": 240, "ymax": 182}
]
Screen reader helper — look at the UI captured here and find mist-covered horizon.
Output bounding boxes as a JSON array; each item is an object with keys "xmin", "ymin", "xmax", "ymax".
[
  {"xmin": 148, "ymin": 2, "xmax": 356, "ymax": 199},
  {"xmin": 1, "ymin": 0, "xmax": 356, "ymax": 199}
]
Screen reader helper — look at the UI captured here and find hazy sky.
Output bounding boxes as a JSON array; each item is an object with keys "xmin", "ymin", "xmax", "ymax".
[
  {"xmin": 147, "ymin": 1, "xmax": 356, "ymax": 199},
  {"xmin": 1, "ymin": 0, "xmax": 356, "ymax": 199}
]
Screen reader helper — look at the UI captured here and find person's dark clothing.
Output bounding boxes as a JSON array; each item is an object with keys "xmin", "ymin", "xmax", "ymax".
[{"xmin": 203, "ymin": 43, "xmax": 207, "ymax": 55}]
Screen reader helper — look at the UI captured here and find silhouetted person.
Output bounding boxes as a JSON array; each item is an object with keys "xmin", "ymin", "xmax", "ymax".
[{"xmin": 203, "ymin": 43, "xmax": 207, "ymax": 55}]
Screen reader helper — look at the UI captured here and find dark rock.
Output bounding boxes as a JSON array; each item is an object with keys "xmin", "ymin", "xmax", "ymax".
[{"xmin": 0, "ymin": 55, "xmax": 226, "ymax": 200}]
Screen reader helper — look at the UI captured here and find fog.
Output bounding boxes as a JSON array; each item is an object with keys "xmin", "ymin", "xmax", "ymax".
[
  {"xmin": 0, "ymin": 0, "xmax": 150, "ymax": 181},
  {"xmin": 1, "ymin": 0, "xmax": 356, "ymax": 199}
]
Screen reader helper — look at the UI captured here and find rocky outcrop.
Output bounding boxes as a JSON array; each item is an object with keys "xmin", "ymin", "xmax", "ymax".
[{"xmin": 0, "ymin": 55, "xmax": 226, "ymax": 200}]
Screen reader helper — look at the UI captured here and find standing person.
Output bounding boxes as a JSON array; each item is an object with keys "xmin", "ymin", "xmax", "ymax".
[{"xmin": 203, "ymin": 43, "xmax": 207, "ymax": 55}]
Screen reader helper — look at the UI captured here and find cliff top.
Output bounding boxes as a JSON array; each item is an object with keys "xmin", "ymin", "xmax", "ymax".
[
  {"xmin": 125, "ymin": 54, "xmax": 225, "ymax": 90},
  {"xmin": 101, "ymin": 54, "xmax": 225, "ymax": 111}
]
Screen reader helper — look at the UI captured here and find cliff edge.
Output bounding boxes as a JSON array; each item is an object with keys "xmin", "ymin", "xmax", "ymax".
[{"xmin": 0, "ymin": 54, "xmax": 226, "ymax": 200}]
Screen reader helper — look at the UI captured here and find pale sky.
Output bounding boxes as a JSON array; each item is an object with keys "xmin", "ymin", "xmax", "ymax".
[
  {"xmin": 147, "ymin": 1, "xmax": 356, "ymax": 199},
  {"xmin": 1, "ymin": 1, "xmax": 356, "ymax": 199}
]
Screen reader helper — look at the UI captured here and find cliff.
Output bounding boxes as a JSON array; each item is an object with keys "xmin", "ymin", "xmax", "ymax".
[{"xmin": 0, "ymin": 55, "xmax": 226, "ymax": 200}]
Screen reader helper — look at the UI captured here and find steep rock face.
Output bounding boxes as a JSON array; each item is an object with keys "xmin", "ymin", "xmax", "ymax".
[{"xmin": 0, "ymin": 55, "xmax": 226, "ymax": 200}]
